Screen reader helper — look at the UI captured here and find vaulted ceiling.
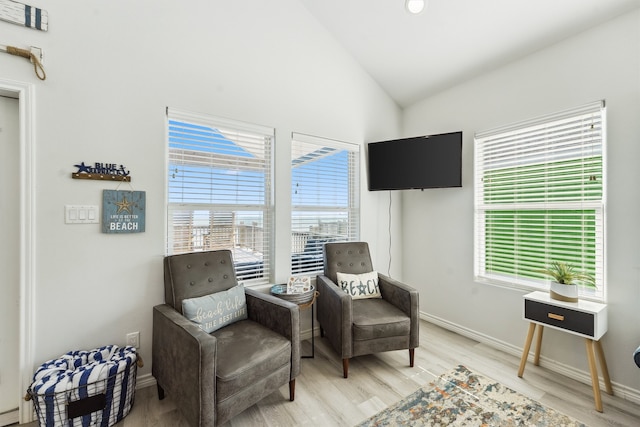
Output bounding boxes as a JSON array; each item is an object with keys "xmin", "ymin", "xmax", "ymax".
[{"xmin": 300, "ymin": 0, "xmax": 640, "ymax": 107}]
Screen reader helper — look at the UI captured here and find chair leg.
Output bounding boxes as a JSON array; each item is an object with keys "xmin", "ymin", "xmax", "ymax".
[
  {"xmin": 343, "ymin": 358, "xmax": 349, "ymax": 378},
  {"xmin": 289, "ymin": 379, "xmax": 295, "ymax": 401},
  {"xmin": 320, "ymin": 327, "xmax": 324, "ymax": 337},
  {"xmin": 157, "ymin": 383, "xmax": 165, "ymax": 400},
  {"xmin": 409, "ymin": 348, "xmax": 415, "ymax": 367}
]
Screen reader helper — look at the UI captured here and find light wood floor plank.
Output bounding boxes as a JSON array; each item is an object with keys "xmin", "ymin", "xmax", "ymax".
[{"xmin": 19, "ymin": 320, "xmax": 640, "ymax": 426}]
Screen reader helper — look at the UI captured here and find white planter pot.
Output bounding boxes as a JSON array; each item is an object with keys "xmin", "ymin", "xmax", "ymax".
[{"xmin": 549, "ymin": 282, "xmax": 578, "ymax": 302}]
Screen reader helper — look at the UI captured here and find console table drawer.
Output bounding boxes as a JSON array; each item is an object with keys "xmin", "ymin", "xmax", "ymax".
[
  {"xmin": 522, "ymin": 291, "xmax": 607, "ymax": 340},
  {"xmin": 525, "ymin": 299, "xmax": 594, "ymax": 337}
]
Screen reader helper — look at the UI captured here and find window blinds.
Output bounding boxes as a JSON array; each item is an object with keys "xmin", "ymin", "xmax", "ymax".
[
  {"xmin": 291, "ymin": 133, "xmax": 360, "ymax": 276},
  {"xmin": 474, "ymin": 101, "xmax": 605, "ymax": 300},
  {"xmin": 166, "ymin": 108, "xmax": 273, "ymax": 285}
]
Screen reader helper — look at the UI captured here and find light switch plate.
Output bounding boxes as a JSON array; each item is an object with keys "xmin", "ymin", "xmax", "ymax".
[{"xmin": 65, "ymin": 205, "xmax": 99, "ymax": 224}]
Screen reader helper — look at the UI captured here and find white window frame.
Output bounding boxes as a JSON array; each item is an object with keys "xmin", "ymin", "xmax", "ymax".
[
  {"xmin": 291, "ymin": 133, "xmax": 360, "ymax": 276},
  {"xmin": 166, "ymin": 107, "xmax": 274, "ymax": 286},
  {"xmin": 474, "ymin": 101, "xmax": 606, "ymax": 301}
]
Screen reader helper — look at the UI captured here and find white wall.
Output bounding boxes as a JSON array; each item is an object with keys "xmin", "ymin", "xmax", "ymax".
[
  {"xmin": 0, "ymin": 0, "xmax": 401, "ymax": 380},
  {"xmin": 402, "ymin": 10, "xmax": 640, "ymax": 393},
  {"xmin": 5, "ymin": 0, "xmax": 637, "ymax": 402}
]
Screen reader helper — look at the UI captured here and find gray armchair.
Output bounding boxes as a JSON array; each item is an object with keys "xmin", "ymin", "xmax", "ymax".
[
  {"xmin": 152, "ymin": 250, "xmax": 300, "ymax": 426},
  {"xmin": 316, "ymin": 242, "xmax": 419, "ymax": 378}
]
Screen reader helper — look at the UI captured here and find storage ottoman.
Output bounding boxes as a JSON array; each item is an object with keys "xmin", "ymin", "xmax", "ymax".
[{"xmin": 27, "ymin": 345, "xmax": 141, "ymax": 427}]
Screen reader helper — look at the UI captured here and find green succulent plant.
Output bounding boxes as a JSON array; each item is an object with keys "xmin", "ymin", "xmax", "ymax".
[{"xmin": 536, "ymin": 261, "xmax": 596, "ymax": 288}]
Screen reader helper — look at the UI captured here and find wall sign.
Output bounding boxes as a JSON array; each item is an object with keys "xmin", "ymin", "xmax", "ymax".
[
  {"xmin": 102, "ymin": 190, "xmax": 145, "ymax": 234},
  {"xmin": 73, "ymin": 162, "xmax": 131, "ymax": 182},
  {"xmin": 0, "ymin": 0, "xmax": 48, "ymax": 31}
]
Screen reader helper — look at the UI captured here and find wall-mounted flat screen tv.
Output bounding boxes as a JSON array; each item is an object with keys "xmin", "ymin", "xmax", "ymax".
[{"xmin": 367, "ymin": 131, "xmax": 462, "ymax": 191}]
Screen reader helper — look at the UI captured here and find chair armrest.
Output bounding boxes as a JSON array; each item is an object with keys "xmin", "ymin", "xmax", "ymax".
[
  {"xmin": 244, "ymin": 288, "xmax": 300, "ymax": 379},
  {"xmin": 378, "ymin": 273, "xmax": 420, "ymax": 349},
  {"xmin": 316, "ymin": 275, "xmax": 353, "ymax": 358},
  {"xmin": 152, "ymin": 304, "xmax": 217, "ymax": 427}
]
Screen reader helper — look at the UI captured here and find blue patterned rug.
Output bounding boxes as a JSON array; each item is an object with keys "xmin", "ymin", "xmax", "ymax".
[{"xmin": 356, "ymin": 365, "xmax": 585, "ymax": 426}]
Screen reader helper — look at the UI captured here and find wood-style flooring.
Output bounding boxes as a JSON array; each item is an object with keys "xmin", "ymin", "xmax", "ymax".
[{"xmin": 22, "ymin": 320, "xmax": 640, "ymax": 426}]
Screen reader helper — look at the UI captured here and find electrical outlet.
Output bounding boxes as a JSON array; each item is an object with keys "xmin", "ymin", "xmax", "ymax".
[{"xmin": 126, "ymin": 331, "xmax": 140, "ymax": 348}]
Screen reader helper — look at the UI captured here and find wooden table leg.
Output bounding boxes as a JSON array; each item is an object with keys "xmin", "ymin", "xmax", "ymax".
[
  {"xmin": 594, "ymin": 340, "xmax": 613, "ymax": 395},
  {"xmin": 533, "ymin": 325, "xmax": 543, "ymax": 366},
  {"xmin": 518, "ymin": 323, "xmax": 536, "ymax": 377},
  {"xmin": 585, "ymin": 339, "xmax": 603, "ymax": 412}
]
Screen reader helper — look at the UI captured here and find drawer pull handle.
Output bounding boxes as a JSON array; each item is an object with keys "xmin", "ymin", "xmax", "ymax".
[{"xmin": 548, "ymin": 313, "xmax": 564, "ymax": 321}]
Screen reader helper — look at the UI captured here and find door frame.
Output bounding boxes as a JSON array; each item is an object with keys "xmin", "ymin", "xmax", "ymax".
[{"xmin": 0, "ymin": 78, "xmax": 36, "ymax": 424}]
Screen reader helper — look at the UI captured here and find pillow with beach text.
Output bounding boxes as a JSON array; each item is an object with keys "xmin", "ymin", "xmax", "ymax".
[{"xmin": 337, "ymin": 271, "xmax": 382, "ymax": 300}]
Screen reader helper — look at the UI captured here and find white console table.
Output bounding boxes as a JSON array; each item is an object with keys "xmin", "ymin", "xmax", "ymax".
[{"xmin": 517, "ymin": 291, "xmax": 612, "ymax": 412}]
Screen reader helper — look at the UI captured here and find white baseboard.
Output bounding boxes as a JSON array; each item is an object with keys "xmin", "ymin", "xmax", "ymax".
[
  {"xmin": 420, "ymin": 311, "xmax": 640, "ymax": 406},
  {"xmin": 300, "ymin": 326, "xmax": 316, "ymax": 342},
  {"xmin": 0, "ymin": 410, "xmax": 18, "ymax": 427},
  {"xmin": 136, "ymin": 372, "xmax": 156, "ymax": 389}
]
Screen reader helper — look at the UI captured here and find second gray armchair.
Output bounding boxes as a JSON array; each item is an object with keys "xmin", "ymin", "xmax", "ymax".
[{"xmin": 316, "ymin": 242, "xmax": 419, "ymax": 378}]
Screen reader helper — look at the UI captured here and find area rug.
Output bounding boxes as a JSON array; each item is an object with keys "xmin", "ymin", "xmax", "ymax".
[{"xmin": 356, "ymin": 365, "xmax": 585, "ymax": 426}]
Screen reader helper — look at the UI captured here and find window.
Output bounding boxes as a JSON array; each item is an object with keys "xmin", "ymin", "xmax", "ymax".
[
  {"xmin": 291, "ymin": 133, "xmax": 360, "ymax": 275},
  {"xmin": 166, "ymin": 108, "xmax": 273, "ymax": 285},
  {"xmin": 474, "ymin": 101, "xmax": 606, "ymax": 300}
]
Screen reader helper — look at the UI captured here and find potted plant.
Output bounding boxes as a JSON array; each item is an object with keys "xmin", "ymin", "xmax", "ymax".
[{"xmin": 536, "ymin": 261, "xmax": 595, "ymax": 302}]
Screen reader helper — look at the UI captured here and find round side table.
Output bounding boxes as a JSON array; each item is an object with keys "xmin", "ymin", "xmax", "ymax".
[{"xmin": 270, "ymin": 285, "xmax": 319, "ymax": 358}]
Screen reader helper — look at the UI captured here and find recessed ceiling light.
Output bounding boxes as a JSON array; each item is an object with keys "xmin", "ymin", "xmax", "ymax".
[{"xmin": 405, "ymin": 0, "xmax": 426, "ymax": 14}]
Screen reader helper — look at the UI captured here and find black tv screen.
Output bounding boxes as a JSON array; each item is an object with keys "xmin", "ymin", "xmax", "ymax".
[{"xmin": 367, "ymin": 131, "xmax": 462, "ymax": 191}]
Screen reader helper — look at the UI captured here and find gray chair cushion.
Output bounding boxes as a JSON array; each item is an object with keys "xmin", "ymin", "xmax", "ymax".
[
  {"xmin": 213, "ymin": 319, "xmax": 292, "ymax": 402},
  {"xmin": 352, "ymin": 299, "xmax": 411, "ymax": 341}
]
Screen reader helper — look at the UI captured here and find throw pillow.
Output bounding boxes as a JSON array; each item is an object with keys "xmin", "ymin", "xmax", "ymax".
[
  {"xmin": 182, "ymin": 284, "xmax": 248, "ymax": 333},
  {"xmin": 336, "ymin": 271, "xmax": 381, "ymax": 299}
]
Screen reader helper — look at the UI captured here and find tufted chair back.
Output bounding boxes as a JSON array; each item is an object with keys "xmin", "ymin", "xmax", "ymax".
[
  {"xmin": 163, "ymin": 250, "xmax": 238, "ymax": 314},
  {"xmin": 323, "ymin": 242, "xmax": 375, "ymax": 284}
]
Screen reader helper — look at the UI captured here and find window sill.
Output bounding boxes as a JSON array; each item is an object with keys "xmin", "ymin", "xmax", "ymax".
[{"xmin": 474, "ymin": 276, "xmax": 605, "ymax": 304}]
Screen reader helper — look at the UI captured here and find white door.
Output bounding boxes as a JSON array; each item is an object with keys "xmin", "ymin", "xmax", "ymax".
[{"xmin": 0, "ymin": 95, "xmax": 20, "ymax": 425}]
